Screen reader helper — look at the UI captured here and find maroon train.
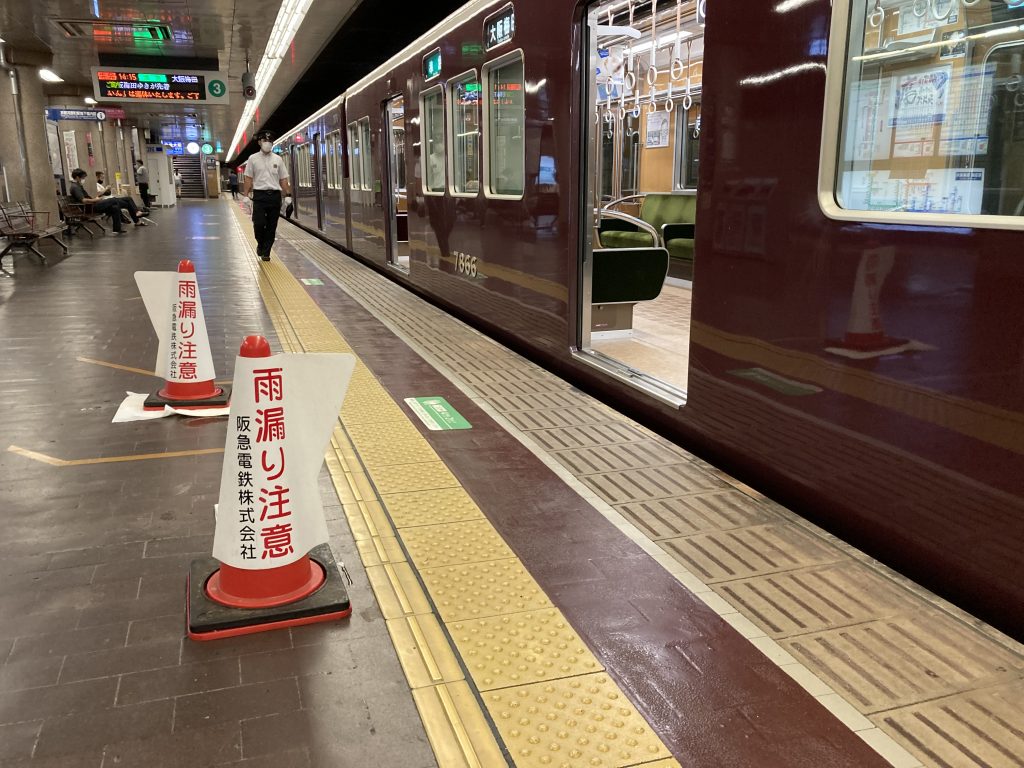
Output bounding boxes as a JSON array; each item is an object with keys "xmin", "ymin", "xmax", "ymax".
[{"xmin": 273, "ymin": 0, "xmax": 1024, "ymax": 639}]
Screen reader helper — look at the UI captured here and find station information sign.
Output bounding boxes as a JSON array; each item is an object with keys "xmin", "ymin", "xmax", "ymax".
[
  {"xmin": 91, "ymin": 67, "xmax": 229, "ymax": 104},
  {"xmin": 484, "ymin": 4, "xmax": 515, "ymax": 50},
  {"xmin": 423, "ymin": 49, "xmax": 442, "ymax": 80}
]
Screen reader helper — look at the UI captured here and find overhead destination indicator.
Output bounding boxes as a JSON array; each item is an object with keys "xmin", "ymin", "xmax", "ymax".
[{"xmin": 91, "ymin": 67, "xmax": 230, "ymax": 104}]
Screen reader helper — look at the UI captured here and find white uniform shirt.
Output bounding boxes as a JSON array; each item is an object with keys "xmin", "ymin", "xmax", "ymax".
[{"xmin": 244, "ymin": 151, "xmax": 290, "ymax": 191}]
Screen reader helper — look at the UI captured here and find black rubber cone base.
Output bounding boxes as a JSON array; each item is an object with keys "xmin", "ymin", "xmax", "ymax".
[
  {"xmin": 144, "ymin": 384, "xmax": 232, "ymax": 411},
  {"xmin": 186, "ymin": 543, "xmax": 351, "ymax": 641}
]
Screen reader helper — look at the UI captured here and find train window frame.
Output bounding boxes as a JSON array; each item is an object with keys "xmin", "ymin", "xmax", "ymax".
[
  {"xmin": 420, "ymin": 84, "xmax": 446, "ymax": 197},
  {"xmin": 448, "ymin": 69, "xmax": 481, "ymax": 198},
  {"xmin": 326, "ymin": 129, "xmax": 341, "ymax": 190},
  {"xmin": 347, "ymin": 121, "xmax": 363, "ymax": 191},
  {"xmin": 358, "ymin": 116, "xmax": 373, "ymax": 191},
  {"xmin": 672, "ymin": 99, "xmax": 701, "ymax": 194},
  {"xmin": 819, "ymin": 0, "xmax": 1024, "ymax": 231},
  {"xmin": 482, "ymin": 48, "xmax": 526, "ymax": 201}
]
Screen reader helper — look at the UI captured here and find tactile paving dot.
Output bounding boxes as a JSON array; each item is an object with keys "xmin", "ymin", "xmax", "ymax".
[
  {"xmin": 382, "ymin": 487, "xmax": 485, "ymax": 528},
  {"xmin": 449, "ymin": 608, "xmax": 603, "ymax": 690},
  {"xmin": 346, "ymin": 421, "xmax": 438, "ymax": 468},
  {"xmin": 420, "ymin": 558, "xmax": 553, "ymax": 622},
  {"xmin": 370, "ymin": 461, "xmax": 460, "ymax": 495},
  {"xmin": 401, "ymin": 519, "xmax": 514, "ymax": 569},
  {"xmin": 484, "ymin": 673, "xmax": 672, "ymax": 768}
]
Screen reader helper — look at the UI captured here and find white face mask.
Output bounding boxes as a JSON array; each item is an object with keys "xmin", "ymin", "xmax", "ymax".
[{"xmin": 260, "ymin": 141, "xmax": 273, "ymax": 153}]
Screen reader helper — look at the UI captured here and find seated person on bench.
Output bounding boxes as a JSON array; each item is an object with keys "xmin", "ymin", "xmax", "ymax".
[
  {"xmin": 68, "ymin": 169, "xmax": 143, "ymax": 233},
  {"xmin": 95, "ymin": 171, "xmax": 150, "ymax": 221}
]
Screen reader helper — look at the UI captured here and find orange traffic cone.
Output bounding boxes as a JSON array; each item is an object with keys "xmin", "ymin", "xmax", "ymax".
[
  {"xmin": 828, "ymin": 245, "xmax": 906, "ymax": 354},
  {"xmin": 186, "ymin": 335, "xmax": 354, "ymax": 641},
  {"xmin": 140, "ymin": 259, "xmax": 231, "ymax": 410}
]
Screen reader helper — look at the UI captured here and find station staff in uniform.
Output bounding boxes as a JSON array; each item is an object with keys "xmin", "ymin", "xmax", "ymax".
[{"xmin": 243, "ymin": 131, "xmax": 292, "ymax": 261}]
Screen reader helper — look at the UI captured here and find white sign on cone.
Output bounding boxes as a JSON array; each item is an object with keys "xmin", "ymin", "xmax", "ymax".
[
  {"xmin": 135, "ymin": 270, "xmax": 216, "ymax": 384},
  {"xmin": 212, "ymin": 352, "xmax": 356, "ymax": 569}
]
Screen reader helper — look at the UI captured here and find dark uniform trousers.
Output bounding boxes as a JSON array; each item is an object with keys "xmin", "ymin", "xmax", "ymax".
[{"xmin": 252, "ymin": 189, "xmax": 283, "ymax": 254}]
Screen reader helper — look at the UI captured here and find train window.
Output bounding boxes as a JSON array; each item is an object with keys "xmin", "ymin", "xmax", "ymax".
[
  {"xmin": 421, "ymin": 86, "xmax": 445, "ymax": 195},
  {"xmin": 296, "ymin": 144, "xmax": 311, "ymax": 187},
  {"xmin": 831, "ymin": 0, "xmax": 1024, "ymax": 219},
  {"xmin": 449, "ymin": 71, "xmax": 481, "ymax": 196},
  {"xmin": 358, "ymin": 117, "xmax": 373, "ymax": 191},
  {"xmin": 483, "ymin": 51, "xmax": 525, "ymax": 198},
  {"xmin": 347, "ymin": 121, "xmax": 362, "ymax": 190},
  {"xmin": 326, "ymin": 130, "xmax": 341, "ymax": 189},
  {"xmin": 674, "ymin": 102, "xmax": 700, "ymax": 192}
]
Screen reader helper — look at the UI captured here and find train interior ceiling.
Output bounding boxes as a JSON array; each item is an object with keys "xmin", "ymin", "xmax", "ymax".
[{"xmin": 584, "ymin": 0, "xmax": 703, "ymax": 397}]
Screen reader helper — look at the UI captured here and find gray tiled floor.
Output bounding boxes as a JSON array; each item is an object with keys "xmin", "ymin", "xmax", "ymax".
[{"xmin": 0, "ymin": 201, "xmax": 435, "ymax": 768}]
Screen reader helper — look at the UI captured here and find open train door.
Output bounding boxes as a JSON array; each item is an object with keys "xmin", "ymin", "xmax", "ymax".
[
  {"xmin": 574, "ymin": 0, "xmax": 704, "ymax": 407},
  {"xmin": 382, "ymin": 94, "xmax": 410, "ymax": 271}
]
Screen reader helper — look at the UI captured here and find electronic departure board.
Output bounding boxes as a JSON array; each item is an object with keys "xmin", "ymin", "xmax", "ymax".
[{"xmin": 90, "ymin": 67, "xmax": 229, "ymax": 104}]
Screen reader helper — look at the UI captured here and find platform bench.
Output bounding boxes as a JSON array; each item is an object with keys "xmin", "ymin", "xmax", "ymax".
[{"xmin": 0, "ymin": 202, "xmax": 68, "ymax": 267}]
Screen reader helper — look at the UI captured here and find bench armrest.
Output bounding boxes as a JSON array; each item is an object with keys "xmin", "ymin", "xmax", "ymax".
[
  {"xmin": 597, "ymin": 208, "xmax": 660, "ymax": 243},
  {"xmin": 662, "ymin": 223, "xmax": 695, "ymax": 241}
]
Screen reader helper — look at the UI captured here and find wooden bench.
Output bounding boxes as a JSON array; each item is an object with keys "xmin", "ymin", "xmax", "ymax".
[
  {"xmin": 58, "ymin": 194, "xmax": 107, "ymax": 237},
  {"xmin": 0, "ymin": 202, "xmax": 68, "ymax": 267}
]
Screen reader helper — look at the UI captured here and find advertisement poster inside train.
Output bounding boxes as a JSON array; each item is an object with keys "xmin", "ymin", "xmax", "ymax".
[
  {"xmin": 840, "ymin": 167, "xmax": 984, "ymax": 214},
  {"xmin": 897, "ymin": 5, "xmax": 958, "ymax": 35},
  {"xmin": 891, "ymin": 66, "xmax": 952, "ymax": 143},
  {"xmin": 938, "ymin": 63, "xmax": 995, "ymax": 156},
  {"xmin": 845, "ymin": 77, "xmax": 896, "ymax": 163},
  {"xmin": 596, "ymin": 45, "xmax": 628, "ymax": 101}
]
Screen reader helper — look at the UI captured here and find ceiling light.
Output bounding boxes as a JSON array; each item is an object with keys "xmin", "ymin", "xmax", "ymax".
[
  {"xmin": 84, "ymin": 96, "xmax": 97, "ymax": 105},
  {"xmin": 39, "ymin": 68, "xmax": 64, "ymax": 83}
]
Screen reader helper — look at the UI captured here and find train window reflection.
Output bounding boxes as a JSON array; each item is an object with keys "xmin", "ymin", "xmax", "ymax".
[
  {"xmin": 422, "ymin": 87, "xmax": 445, "ymax": 195},
  {"xmin": 674, "ymin": 103, "xmax": 700, "ymax": 191},
  {"xmin": 450, "ymin": 71, "xmax": 481, "ymax": 195},
  {"xmin": 347, "ymin": 121, "xmax": 362, "ymax": 190},
  {"xmin": 837, "ymin": 0, "xmax": 1024, "ymax": 217},
  {"xmin": 484, "ymin": 53, "xmax": 525, "ymax": 198},
  {"xmin": 326, "ymin": 130, "xmax": 342, "ymax": 189}
]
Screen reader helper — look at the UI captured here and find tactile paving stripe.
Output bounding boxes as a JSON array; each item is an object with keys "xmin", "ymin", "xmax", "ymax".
[
  {"xmin": 784, "ymin": 613, "xmax": 1021, "ymax": 712},
  {"xmin": 526, "ymin": 423, "xmax": 655, "ymax": 452},
  {"xmin": 714, "ymin": 562, "xmax": 918, "ymax": 638},
  {"xmin": 579, "ymin": 464, "xmax": 727, "ymax": 504},
  {"xmin": 420, "ymin": 558, "xmax": 554, "ymax": 623},
  {"xmin": 401, "ymin": 520, "xmax": 516, "ymax": 569},
  {"xmin": 877, "ymin": 680, "xmax": 1024, "ymax": 768},
  {"xmin": 484, "ymin": 673, "xmax": 674, "ymax": 768},
  {"xmin": 369, "ymin": 460, "xmax": 461, "ymax": 495},
  {"xmin": 346, "ymin": 420, "xmax": 438, "ymax": 467},
  {"xmin": 449, "ymin": 608, "xmax": 603, "ymax": 691},
  {"xmin": 616, "ymin": 490, "xmax": 774, "ymax": 540},
  {"xmin": 381, "ymin": 487, "xmax": 485, "ymax": 528},
  {"xmin": 551, "ymin": 440, "xmax": 689, "ymax": 476},
  {"xmin": 659, "ymin": 524, "xmax": 840, "ymax": 582}
]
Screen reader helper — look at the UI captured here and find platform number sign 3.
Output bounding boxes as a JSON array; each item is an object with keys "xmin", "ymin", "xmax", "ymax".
[{"xmin": 208, "ymin": 79, "xmax": 226, "ymax": 98}]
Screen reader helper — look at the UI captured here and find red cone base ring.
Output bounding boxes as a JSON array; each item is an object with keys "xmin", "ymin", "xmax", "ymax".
[
  {"xmin": 158, "ymin": 380, "xmax": 224, "ymax": 401},
  {"xmin": 143, "ymin": 383, "xmax": 231, "ymax": 411},
  {"xmin": 186, "ymin": 543, "xmax": 351, "ymax": 642},
  {"xmin": 827, "ymin": 333, "xmax": 908, "ymax": 352},
  {"xmin": 206, "ymin": 557, "xmax": 325, "ymax": 609}
]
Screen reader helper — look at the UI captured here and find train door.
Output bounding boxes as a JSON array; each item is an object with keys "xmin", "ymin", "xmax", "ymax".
[
  {"xmin": 383, "ymin": 94, "xmax": 409, "ymax": 271},
  {"xmin": 312, "ymin": 132, "xmax": 324, "ymax": 230},
  {"xmin": 576, "ymin": 0, "xmax": 704, "ymax": 405}
]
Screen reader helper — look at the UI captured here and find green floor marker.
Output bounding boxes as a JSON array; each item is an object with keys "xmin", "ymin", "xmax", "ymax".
[
  {"xmin": 404, "ymin": 396, "xmax": 472, "ymax": 431},
  {"xmin": 729, "ymin": 368, "xmax": 822, "ymax": 396}
]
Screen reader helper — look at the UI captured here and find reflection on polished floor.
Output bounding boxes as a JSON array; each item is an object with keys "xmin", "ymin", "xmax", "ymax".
[{"xmin": 591, "ymin": 283, "xmax": 692, "ymax": 391}]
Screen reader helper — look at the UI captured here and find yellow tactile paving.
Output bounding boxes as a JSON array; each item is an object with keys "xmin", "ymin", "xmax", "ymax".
[
  {"xmin": 412, "ymin": 681, "xmax": 509, "ymax": 768},
  {"xmin": 420, "ymin": 559, "xmax": 555, "ymax": 623},
  {"xmin": 449, "ymin": 608, "xmax": 603, "ymax": 691},
  {"xmin": 365, "ymin": 562, "xmax": 435, "ymax": 619},
  {"xmin": 388, "ymin": 614, "xmax": 466, "ymax": 688},
  {"xmin": 370, "ymin": 460, "xmax": 462, "ymax": 495},
  {"xmin": 484, "ymin": 673, "xmax": 673, "ymax": 768},
  {"xmin": 382, "ymin": 487, "xmax": 485, "ymax": 528},
  {"xmin": 228, "ymin": 205, "xmax": 677, "ymax": 768},
  {"xmin": 347, "ymin": 420, "xmax": 438, "ymax": 467},
  {"xmin": 401, "ymin": 520, "xmax": 516, "ymax": 569}
]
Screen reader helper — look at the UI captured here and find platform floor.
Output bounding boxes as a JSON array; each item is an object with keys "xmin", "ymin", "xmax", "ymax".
[{"xmin": 0, "ymin": 200, "xmax": 1021, "ymax": 768}]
